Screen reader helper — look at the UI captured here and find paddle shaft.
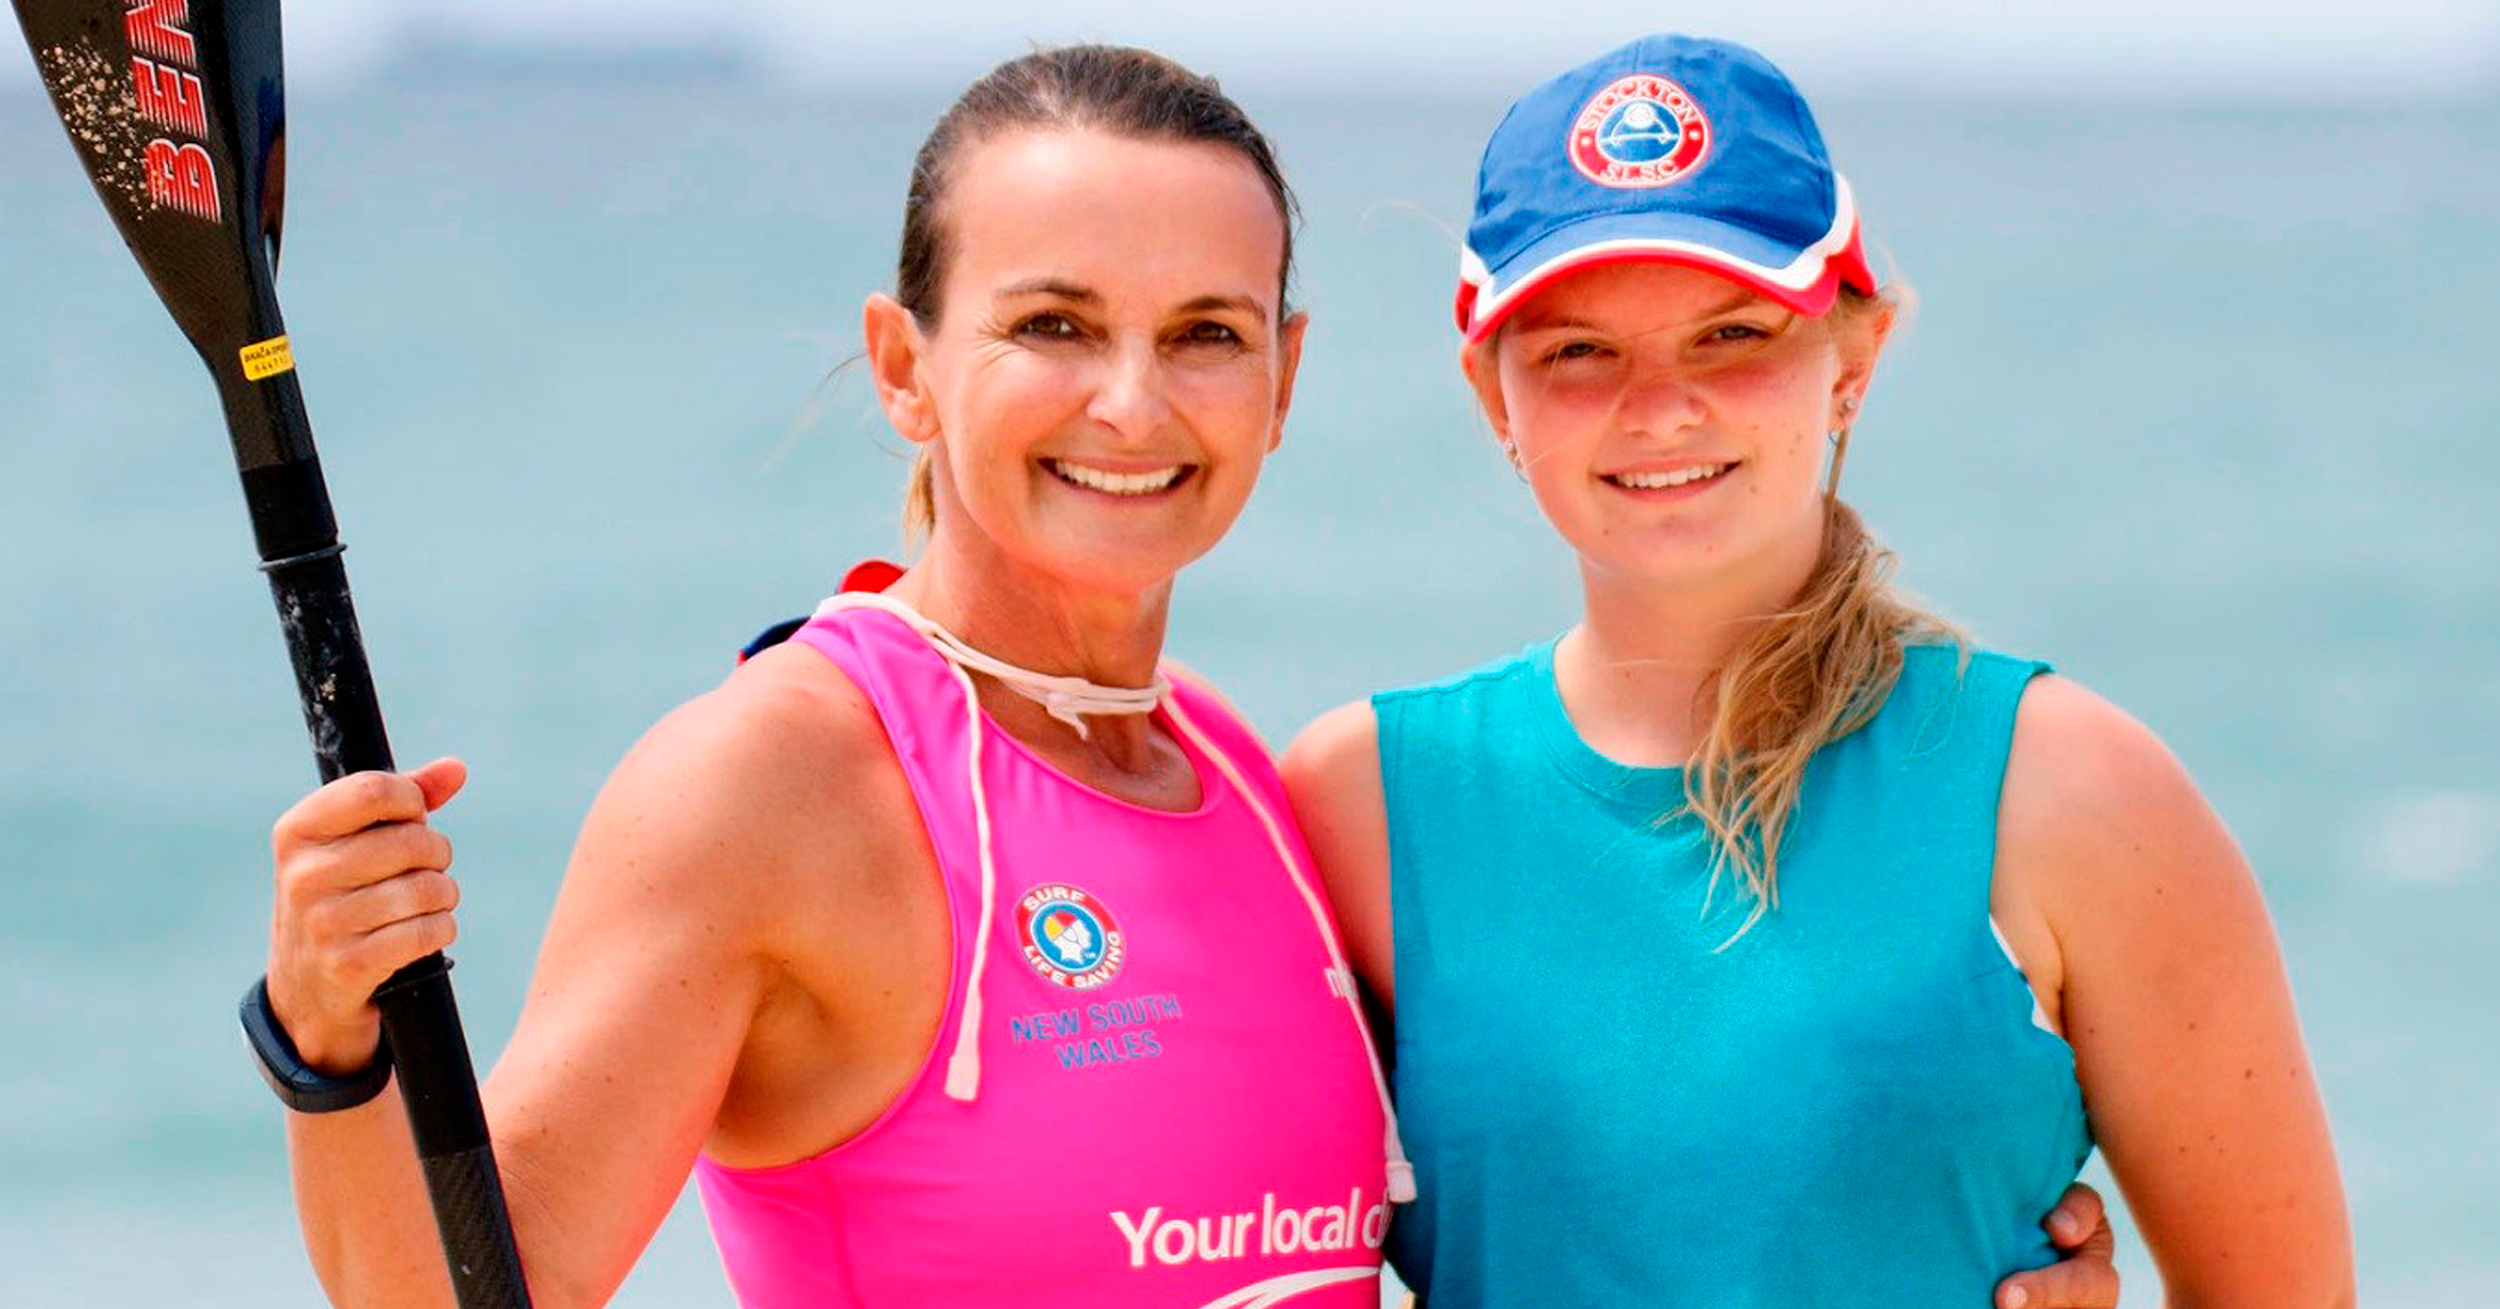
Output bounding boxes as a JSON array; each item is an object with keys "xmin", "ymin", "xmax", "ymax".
[{"xmin": 245, "ymin": 444, "xmax": 532, "ymax": 1309}]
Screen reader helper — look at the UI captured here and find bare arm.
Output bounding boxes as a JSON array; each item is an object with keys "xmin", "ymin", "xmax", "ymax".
[
  {"xmin": 1280, "ymin": 699, "xmax": 1396, "ymax": 1012},
  {"xmin": 272, "ymin": 658, "xmax": 906, "ymax": 1307},
  {"xmin": 2003, "ymin": 676, "xmax": 2354, "ymax": 1308},
  {"xmin": 268, "ymin": 760, "xmax": 475, "ymax": 1305}
]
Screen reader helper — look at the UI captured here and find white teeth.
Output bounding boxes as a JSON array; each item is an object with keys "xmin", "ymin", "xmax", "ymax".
[
  {"xmin": 1047, "ymin": 459, "xmax": 1186, "ymax": 496},
  {"xmin": 1613, "ymin": 463, "xmax": 1730, "ymax": 490}
]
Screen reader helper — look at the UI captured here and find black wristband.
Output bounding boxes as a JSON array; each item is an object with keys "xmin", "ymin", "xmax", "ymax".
[{"xmin": 239, "ymin": 976, "xmax": 393, "ymax": 1113}]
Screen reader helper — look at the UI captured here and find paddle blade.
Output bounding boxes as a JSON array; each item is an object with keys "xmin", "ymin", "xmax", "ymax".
[{"xmin": 14, "ymin": 0, "xmax": 303, "ymax": 467}]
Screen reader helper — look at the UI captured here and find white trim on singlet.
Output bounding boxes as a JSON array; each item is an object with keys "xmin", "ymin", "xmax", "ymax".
[
  {"xmin": 1988, "ymin": 916, "xmax": 2060, "ymax": 1037},
  {"xmin": 1163, "ymin": 692, "xmax": 1417, "ymax": 1204}
]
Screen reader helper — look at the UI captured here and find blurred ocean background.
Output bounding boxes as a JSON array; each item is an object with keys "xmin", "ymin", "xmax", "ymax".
[{"xmin": 3, "ymin": 20, "xmax": 2496, "ymax": 1307}]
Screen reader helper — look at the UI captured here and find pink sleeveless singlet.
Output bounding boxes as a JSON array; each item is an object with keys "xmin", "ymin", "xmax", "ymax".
[{"xmin": 693, "ymin": 596, "xmax": 1399, "ymax": 1307}]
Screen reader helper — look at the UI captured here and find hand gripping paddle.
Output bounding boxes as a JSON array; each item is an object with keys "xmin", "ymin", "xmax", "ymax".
[{"xmin": 11, "ymin": 3, "xmax": 530, "ymax": 1303}]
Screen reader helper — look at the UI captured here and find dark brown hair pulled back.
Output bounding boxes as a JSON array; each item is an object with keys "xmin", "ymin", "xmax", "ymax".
[{"xmin": 893, "ymin": 47, "xmax": 1300, "ymax": 535}]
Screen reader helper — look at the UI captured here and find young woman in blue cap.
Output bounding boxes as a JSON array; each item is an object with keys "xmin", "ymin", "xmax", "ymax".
[{"xmin": 1285, "ymin": 33, "xmax": 2353, "ymax": 1308}]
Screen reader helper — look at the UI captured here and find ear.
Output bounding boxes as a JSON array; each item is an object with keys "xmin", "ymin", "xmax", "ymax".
[
  {"xmin": 1828, "ymin": 300, "xmax": 1895, "ymax": 427},
  {"xmin": 863, "ymin": 292, "xmax": 939, "ymax": 444},
  {"xmin": 1267, "ymin": 310, "xmax": 1310, "ymax": 452},
  {"xmin": 1460, "ymin": 337, "xmax": 1512, "ymax": 442}
]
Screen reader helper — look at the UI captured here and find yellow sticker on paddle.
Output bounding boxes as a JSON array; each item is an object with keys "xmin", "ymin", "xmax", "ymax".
[{"xmin": 239, "ymin": 335, "xmax": 294, "ymax": 381}]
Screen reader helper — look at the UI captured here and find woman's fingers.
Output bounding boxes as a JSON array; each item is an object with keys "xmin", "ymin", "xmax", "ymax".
[
  {"xmin": 273, "ymin": 768, "xmax": 435, "ymax": 850},
  {"xmin": 294, "ymin": 884, "xmax": 462, "ymax": 1006},
  {"xmin": 2043, "ymin": 1182, "xmax": 2108, "ymax": 1250},
  {"xmin": 266, "ymin": 762, "xmax": 468, "ymax": 1071},
  {"xmin": 272, "ymin": 758, "xmax": 465, "ymax": 854},
  {"xmin": 1995, "ymin": 1183, "xmax": 2120, "ymax": 1308},
  {"xmin": 348, "ymin": 906, "xmax": 462, "ymax": 975},
  {"xmin": 1996, "ymin": 1249, "xmax": 2120, "ymax": 1309},
  {"xmin": 316, "ymin": 868, "xmax": 462, "ymax": 943},
  {"xmin": 409, "ymin": 756, "xmax": 468, "ymax": 813},
  {"xmin": 281, "ymin": 820, "xmax": 455, "ymax": 907}
]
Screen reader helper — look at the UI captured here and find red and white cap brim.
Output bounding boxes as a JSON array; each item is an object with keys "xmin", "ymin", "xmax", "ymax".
[{"xmin": 1455, "ymin": 175, "xmax": 1874, "ymax": 341}]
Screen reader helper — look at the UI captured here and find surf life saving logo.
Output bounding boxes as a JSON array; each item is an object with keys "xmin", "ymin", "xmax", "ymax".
[
  {"xmin": 1016, "ymin": 884, "xmax": 1126, "ymax": 990},
  {"xmin": 1568, "ymin": 73, "xmax": 1712, "ymax": 189}
]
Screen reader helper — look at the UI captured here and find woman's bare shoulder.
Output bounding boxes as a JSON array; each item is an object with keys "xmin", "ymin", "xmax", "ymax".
[
  {"xmin": 1282, "ymin": 700, "xmax": 1384, "ymax": 807},
  {"xmin": 1282, "ymin": 700, "xmax": 1395, "ymax": 1004},
  {"xmin": 1999, "ymin": 674, "xmax": 2230, "ymax": 906},
  {"xmin": 562, "ymin": 640, "xmax": 924, "ymax": 930}
]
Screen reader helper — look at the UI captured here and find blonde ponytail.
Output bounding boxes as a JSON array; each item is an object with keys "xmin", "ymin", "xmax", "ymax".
[{"xmin": 1679, "ymin": 494, "xmax": 1955, "ymax": 941}]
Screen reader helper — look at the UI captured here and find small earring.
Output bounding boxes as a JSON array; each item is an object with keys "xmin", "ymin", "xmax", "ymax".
[{"xmin": 1500, "ymin": 438, "xmax": 1524, "ymax": 477}]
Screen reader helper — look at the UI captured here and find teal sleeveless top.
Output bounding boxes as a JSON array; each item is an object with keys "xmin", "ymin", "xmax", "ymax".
[{"xmin": 1374, "ymin": 640, "xmax": 2091, "ymax": 1307}]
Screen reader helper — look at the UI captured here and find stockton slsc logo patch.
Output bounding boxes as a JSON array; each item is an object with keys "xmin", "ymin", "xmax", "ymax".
[
  {"xmin": 1569, "ymin": 73, "xmax": 1712, "ymax": 188},
  {"xmin": 1016, "ymin": 884, "xmax": 1126, "ymax": 989}
]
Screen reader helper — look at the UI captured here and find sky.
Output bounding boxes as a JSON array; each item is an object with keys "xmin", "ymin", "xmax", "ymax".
[{"xmin": 6, "ymin": 0, "xmax": 2498, "ymax": 98}]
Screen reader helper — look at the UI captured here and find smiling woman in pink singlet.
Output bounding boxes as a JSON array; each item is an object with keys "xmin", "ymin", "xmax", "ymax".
[
  {"xmin": 691, "ymin": 584, "xmax": 1397, "ymax": 1305},
  {"xmin": 248, "ymin": 48, "xmax": 1399, "ymax": 1307}
]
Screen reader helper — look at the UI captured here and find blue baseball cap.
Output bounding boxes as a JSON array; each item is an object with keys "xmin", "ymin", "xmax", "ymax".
[{"xmin": 1456, "ymin": 34, "xmax": 1875, "ymax": 341}]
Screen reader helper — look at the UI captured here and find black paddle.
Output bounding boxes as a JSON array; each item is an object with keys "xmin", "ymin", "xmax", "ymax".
[{"xmin": 11, "ymin": 2, "xmax": 530, "ymax": 1303}]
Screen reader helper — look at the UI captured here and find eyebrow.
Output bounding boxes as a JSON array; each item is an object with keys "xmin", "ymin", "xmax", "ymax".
[
  {"xmin": 994, "ymin": 281, "xmax": 1270, "ymax": 320},
  {"xmin": 1696, "ymin": 287, "xmax": 1772, "ymax": 320},
  {"xmin": 1175, "ymin": 293, "xmax": 1270, "ymax": 319},
  {"xmin": 997, "ymin": 278, "xmax": 1100, "ymax": 303}
]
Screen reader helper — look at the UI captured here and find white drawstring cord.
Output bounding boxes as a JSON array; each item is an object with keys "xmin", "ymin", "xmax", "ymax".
[
  {"xmin": 935, "ymin": 647, "xmax": 997, "ymax": 1102},
  {"xmin": 811, "ymin": 591, "xmax": 1166, "ymax": 740},
  {"xmin": 816, "ymin": 593, "xmax": 1013, "ymax": 1100},
  {"xmin": 1160, "ymin": 692, "xmax": 1418, "ymax": 1204}
]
